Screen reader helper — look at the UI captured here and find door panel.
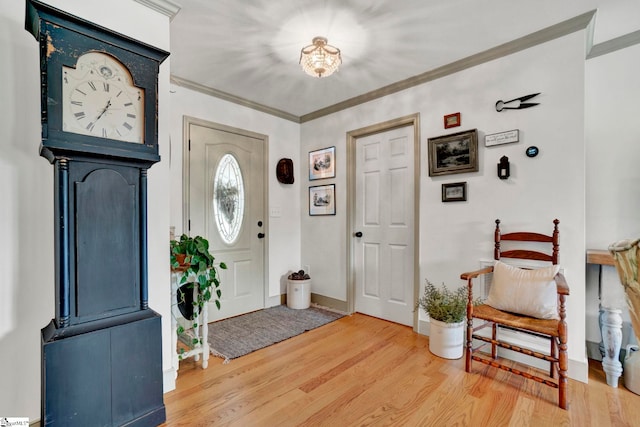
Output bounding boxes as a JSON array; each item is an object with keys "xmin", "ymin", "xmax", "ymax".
[
  {"xmin": 189, "ymin": 123, "xmax": 265, "ymax": 321},
  {"xmin": 354, "ymin": 125, "xmax": 414, "ymax": 326}
]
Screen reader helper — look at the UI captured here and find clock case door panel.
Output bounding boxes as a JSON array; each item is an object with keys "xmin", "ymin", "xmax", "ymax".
[
  {"xmin": 71, "ymin": 160, "xmax": 141, "ymax": 324},
  {"xmin": 26, "ymin": 0, "xmax": 168, "ymax": 163}
]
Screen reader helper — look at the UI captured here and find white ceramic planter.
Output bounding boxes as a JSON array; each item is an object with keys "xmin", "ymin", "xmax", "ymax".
[
  {"xmin": 287, "ymin": 279, "xmax": 311, "ymax": 309},
  {"xmin": 429, "ymin": 318, "xmax": 464, "ymax": 359},
  {"xmin": 624, "ymin": 344, "xmax": 640, "ymax": 395}
]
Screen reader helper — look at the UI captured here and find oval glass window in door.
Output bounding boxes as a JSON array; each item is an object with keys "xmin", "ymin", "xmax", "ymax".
[{"xmin": 213, "ymin": 154, "xmax": 245, "ymax": 244}]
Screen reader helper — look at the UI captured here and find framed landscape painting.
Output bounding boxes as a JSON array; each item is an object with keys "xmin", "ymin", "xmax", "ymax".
[{"xmin": 428, "ymin": 129, "xmax": 478, "ymax": 177}]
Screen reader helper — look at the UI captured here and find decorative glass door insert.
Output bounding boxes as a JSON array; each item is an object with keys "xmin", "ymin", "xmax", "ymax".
[{"xmin": 213, "ymin": 153, "xmax": 244, "ymax": 244}]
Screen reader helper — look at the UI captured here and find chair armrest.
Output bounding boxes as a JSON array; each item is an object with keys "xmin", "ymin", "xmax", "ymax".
[
  {"xmin": 554, "ymin": 272, "xmax": 570, "ymax": 295},
  {"xmin": 460, "ymin": 266, "xmax": 494, "ymax": 281}
]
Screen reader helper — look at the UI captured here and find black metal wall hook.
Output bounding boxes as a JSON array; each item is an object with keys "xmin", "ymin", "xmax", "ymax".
[{"xmin": 495, "ymin": 93, "xmax": 540, "ymax": 112}]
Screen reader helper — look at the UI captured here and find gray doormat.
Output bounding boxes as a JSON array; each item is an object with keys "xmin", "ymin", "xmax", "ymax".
[{"xmin": 207, "ymin": 305, "xmax": 345, "ymax": 363}]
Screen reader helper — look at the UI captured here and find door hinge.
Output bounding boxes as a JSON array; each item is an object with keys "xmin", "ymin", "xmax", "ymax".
[
  {"xmin": 188, "ymin": 139, "xmax": 191, "ymax": 151},
  {"xmin": 188, "ymin": 219, "xmax": 191, "ymax": 231}
]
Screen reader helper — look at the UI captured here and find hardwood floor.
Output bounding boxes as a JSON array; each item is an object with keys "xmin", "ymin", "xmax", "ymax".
[{"xmin": 162, "ymin": 313, "xmax": 639, "ymax": 426}]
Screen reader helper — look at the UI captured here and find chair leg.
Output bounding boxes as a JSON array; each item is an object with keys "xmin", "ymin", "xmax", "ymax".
[
  {"xmin": 559, "ymin": 345, "xmax": 568, "ymax": 409},
  {"xmin": 558, "ymin": 294, "xmax": 568, "ymax": 409},
  {"xmin": 550, "ymin": 338, "xmax": 557, "ymax": 379},
  {"xmin": 491, "ymin": 323, "xmax": 498, "ymax": 359},
  {"xmin": 465, "ymin": 316, "xmax": 473, "ymax": 372}
]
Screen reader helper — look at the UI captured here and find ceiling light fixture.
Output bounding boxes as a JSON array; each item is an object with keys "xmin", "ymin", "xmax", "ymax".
[{"xmin": 299, "ymin": 36, "xmax": 342, "ymax": 78}]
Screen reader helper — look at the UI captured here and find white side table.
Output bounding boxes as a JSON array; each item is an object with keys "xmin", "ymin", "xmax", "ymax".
[{"xmin": 171, "ymin": 270, "xmax": 209, "ymax": 375}]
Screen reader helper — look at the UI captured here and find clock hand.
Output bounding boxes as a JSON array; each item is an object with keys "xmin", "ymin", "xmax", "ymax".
[{"xmin": 94, "ymin": 99, "xmax": 112, "ymax": 122}]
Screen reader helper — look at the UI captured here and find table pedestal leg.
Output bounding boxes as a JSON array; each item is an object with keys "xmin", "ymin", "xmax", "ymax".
[{"xmin": 601, "ymin": 308, "xmax": 623, "ymax": 387}]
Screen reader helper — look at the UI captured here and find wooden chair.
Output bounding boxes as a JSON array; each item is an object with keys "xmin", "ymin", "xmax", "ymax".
[{"xmin": 460, "ymin": 219, "xmax": 570, "ymax": 409}]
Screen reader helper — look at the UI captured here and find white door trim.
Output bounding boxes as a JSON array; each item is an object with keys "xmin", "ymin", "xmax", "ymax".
[
  {"xmin": 181, "ymin": 115, "xmax": 270, "ymax": 308},
  {"xmin": 346, "ymin": 113, "xmax": 420, "ymax": 331}
]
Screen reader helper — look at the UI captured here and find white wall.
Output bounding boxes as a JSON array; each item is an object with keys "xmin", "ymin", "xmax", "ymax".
[
  {"xmin": 0, "ymin": 0, "xmax": 171, "ymax": 421},
  {"xmin": 169, "ymin": 85, "xmax": 302, "ymax": 304},
  {"xmin": 585, "ymin": 43, "xmax": 640, "ymax": 351},
  {"xmin": 301, "ymin": 31, "xmax": 589, "ymax": 381}
]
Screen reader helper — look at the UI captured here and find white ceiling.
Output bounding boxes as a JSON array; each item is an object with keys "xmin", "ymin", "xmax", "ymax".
[{"xmin": 169, "ymin": 0, "xmax": 606, "ymax": 119}]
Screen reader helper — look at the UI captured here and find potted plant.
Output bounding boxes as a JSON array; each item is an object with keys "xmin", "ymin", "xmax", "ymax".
[
  {"xmin": 416, "ymin": 279, "xmax": 478, "ymax": 359},
  {"xmin": 170, "ymin": 234, "xmax": 227, "ymax": 320}
]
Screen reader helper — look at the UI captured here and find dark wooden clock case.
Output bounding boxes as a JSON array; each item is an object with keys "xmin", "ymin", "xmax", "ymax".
[{"xmin": 26, "ymin": 1, "xmax": 169, "ymax": 425}]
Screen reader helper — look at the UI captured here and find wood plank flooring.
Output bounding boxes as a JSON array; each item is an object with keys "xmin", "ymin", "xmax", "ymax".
[{"xmin": 162, "ymin": 313, "xmax": 640, "ymax": 426}]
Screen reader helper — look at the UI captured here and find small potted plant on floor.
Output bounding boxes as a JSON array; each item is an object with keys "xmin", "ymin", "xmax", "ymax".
[{"xmin": 416, "ymin": 279, "xmax": 478, "ymax": 359}]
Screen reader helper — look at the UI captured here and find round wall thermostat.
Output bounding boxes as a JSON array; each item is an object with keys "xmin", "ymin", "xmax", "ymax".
[{"xmin": 525, "ymin": 146, "xmax": 539, "ymax": 157}]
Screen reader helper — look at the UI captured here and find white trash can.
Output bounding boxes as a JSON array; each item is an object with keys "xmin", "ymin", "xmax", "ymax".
[{"xmin": 287, "ymin": 279, "xmax": 311, "ymax": 309}]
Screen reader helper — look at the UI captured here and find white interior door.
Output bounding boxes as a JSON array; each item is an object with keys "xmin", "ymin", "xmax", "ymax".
[
  {"xmin": 354, "ymin": 125, "xmax": 415, "ymax": 326},
  {"xmin": 188, "ymin": 122, "xmax": 265, "ymax": 321}
]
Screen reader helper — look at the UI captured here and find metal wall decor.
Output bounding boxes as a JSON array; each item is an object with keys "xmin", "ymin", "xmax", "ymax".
[
  {"xmin": 497, "ymin": 156, "xmax": 510, "ymax": 179},
  {"xmin": 495, "ymin": 93, "xmax": 540, "ymax": 112}
]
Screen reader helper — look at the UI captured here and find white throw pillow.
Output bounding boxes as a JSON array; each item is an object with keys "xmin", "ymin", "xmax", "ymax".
[{"xmin": 486, "ymin": 261, "xmax": 561, "ymax": 320}]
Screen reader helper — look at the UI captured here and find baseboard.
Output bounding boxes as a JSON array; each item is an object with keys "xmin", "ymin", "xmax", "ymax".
[
  {"xmin": 417, "ymin": 318, "xmax": 588, "ymax": 382},
  {"xmin": 163, "ymin": 367, "xmax": 176, "ymax": 393},
  {"xmin": 310, "ymin": 293, "xmax": 348, "ymax": 313},
  {"xmin": 279, "ymin": 292, "xmax": 348, "ymax": 313}
]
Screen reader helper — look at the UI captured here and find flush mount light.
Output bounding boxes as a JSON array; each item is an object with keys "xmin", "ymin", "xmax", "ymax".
[{"xmin": 299, "ymin": 36, "xmax": 342, "ymax": 78}]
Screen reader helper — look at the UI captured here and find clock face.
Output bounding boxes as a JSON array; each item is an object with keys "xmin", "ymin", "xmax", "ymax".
[{"xmin": 62, "ymin": 52, "xmax": 144, "ymax": 143}]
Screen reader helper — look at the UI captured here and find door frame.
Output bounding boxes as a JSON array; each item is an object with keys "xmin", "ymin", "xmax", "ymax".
[
  {"xmin": 346, "ymin": 113, "xmax": 420, "ymax": 331},
  {"xmin": 181, "ymin": 115, "xmax": 270, "ymax": 308}
]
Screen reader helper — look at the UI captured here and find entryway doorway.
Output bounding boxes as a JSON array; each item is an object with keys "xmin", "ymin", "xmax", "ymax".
[
  {"xmin": 346, "ymin": 114, "xmax": 420, "ymax": 329},
  {"xmin": 183, "ymin": 116, "xmax": 267, "ymax": 321}
]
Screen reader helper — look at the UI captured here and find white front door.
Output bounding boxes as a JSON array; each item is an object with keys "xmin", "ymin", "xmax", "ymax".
[
  {"xmin": 187, "ymin": 120, "xmax": 266, "ymax": 321},
  {"xmin": 352, "ymin": 123, "xmax": 416, "ymax": 326}
]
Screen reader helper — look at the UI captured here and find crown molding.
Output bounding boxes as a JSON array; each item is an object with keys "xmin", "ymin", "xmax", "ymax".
[
  {"xmin": 134, "ymin": 0, "xmax": 181, "ymax": 20},
  {"xmin": 587, "ymin": 29, "xmax": 640, "ymax": 59},
  {"xmin": 170, "ymin": 10, "xmax": 597, "ymax": 124},
  {"xmin": 170, "ymin": 76, "xmax": 301, "ymax": 123},
  {"xmin": 300, "ymin": 10, "xmax": 596, "ymax": 122}
]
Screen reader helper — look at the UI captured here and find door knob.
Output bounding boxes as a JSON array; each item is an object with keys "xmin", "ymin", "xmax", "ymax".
[
  {"xmin": 257, "ymin": 233, "xmax": 265, "ymax": 239},
  {"xmin": 354, "ymin": 231, "xmax": 363, "ymax": 238}
]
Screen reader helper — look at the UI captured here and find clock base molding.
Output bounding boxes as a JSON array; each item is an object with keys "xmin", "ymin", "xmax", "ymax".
[{"xmin": 41, "ymin": 311, "xmax": 166, "ymax": 427}]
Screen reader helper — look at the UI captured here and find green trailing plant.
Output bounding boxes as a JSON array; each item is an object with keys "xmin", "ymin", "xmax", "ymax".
[
  {"xmin": 416, "ymin": 279, "xmax": 480, "ymax": 324},
  {"xmin": 170, "ymin": 234, "xmax": 227, "ymax": 316}
]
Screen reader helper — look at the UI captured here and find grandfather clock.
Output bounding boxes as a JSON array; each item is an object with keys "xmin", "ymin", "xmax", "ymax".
[{"xmin": 26, "ymin": 1, "xmax": 169, "ymax": 425}]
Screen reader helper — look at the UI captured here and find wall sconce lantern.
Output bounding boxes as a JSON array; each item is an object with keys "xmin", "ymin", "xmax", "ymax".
[{"xmin": 497, "ymin": 156, "xmax": 510, "ymax": 179}]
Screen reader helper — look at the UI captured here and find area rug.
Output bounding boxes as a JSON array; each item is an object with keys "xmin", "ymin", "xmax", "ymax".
[{"xmin": 207, "ymin": 305, "xmax": 345, "ymax": 363}]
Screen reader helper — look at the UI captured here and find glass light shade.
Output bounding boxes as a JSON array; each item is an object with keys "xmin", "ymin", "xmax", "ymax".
[{"xmin": 299, "ymin": 36, "xmax": 342, "ymax": 78}]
